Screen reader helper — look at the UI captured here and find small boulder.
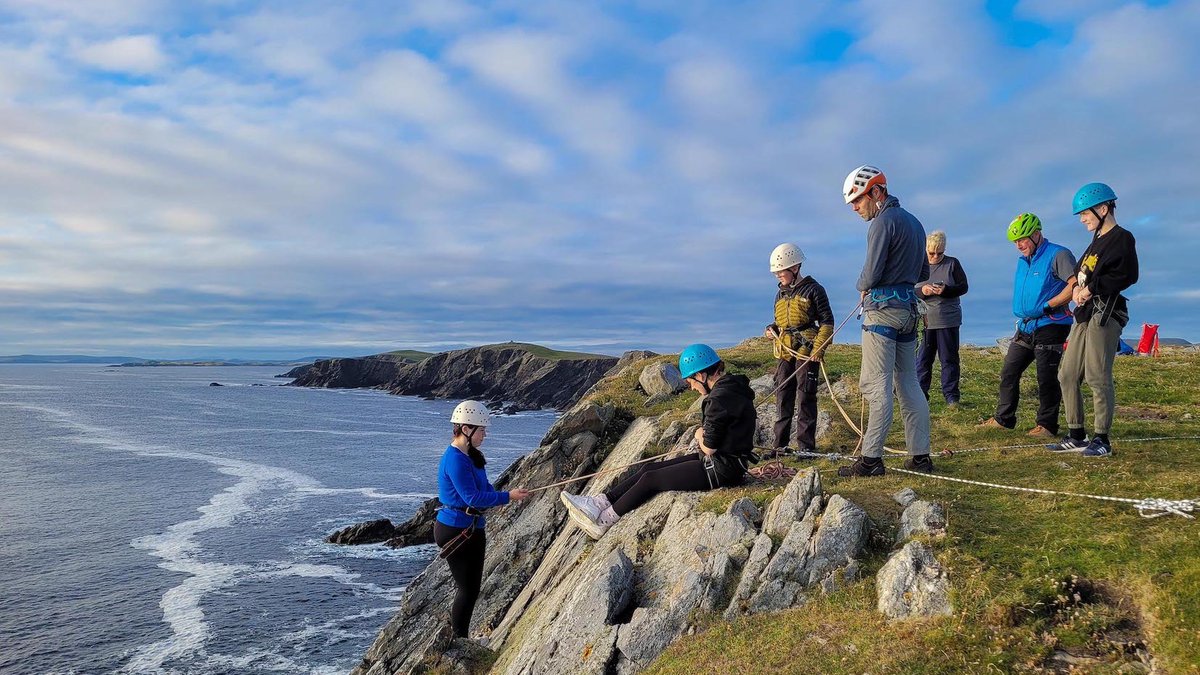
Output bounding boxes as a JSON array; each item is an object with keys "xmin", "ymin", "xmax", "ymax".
[
  {"xmin": 876, "ymin": 541, "xmax": 952, "ymax": 620},
  {"xmin": 749, "ymin": 374, "xmax": 775, "ymax": 397},
  {"xmin": 893, "ymin": 488, "xmax": 919, "ymax": 507},
  {"xmin": 639, "ymin": 362, "xmax": 687, "ymax": 398},
  {"xmin": 326, "ymin": 518, "xmax": 395, "ymax": 545},
  {"xmin": 896, "ymin": 500, "xmax": 947, "ymax": 543}
]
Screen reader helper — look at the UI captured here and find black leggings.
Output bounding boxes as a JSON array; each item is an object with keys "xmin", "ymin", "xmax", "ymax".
[
  {"xmin": 433, "ymin": 521, "xmax": 486, "ymax": 638},
  {"xmin": 604, "ymin": 454, "xmax": 730, "ymax": 516}
]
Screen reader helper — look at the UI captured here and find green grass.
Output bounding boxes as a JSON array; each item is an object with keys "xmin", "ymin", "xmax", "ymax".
[
  {"xmin": 582, "ymin": 342, "xmax": 1200, "ymax": 673},
  {"xmin": 380, "ymin": 349, "xmax": 434, "ymax": 362},
  {"xmin": 478, "ymin": 341, "xmax": 613, "ymax": 360}
]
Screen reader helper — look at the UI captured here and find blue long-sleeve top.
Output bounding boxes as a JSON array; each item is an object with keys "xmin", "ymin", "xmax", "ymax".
[{"xmin": 436, "ymin": 445, "xmax": 510, "ymax": 528}]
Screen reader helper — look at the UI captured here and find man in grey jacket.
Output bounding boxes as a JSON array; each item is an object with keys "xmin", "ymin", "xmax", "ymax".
[{"xmin": 838, "ymin": 165, "xmax": 933, "ymax": 477}]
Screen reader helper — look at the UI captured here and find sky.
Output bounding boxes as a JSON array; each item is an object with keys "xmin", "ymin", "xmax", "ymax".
[{"xmin": 0, "ymin": 0, "xmax": 1197, "ymax": 359}]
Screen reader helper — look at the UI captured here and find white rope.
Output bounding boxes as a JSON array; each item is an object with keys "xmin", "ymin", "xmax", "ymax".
[{"xmin": 888, "ymin": 466, "xmax": 1199, "ymax": 520}]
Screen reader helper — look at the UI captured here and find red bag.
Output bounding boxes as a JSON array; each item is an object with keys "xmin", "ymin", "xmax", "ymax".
[{"xmin": 1137, "ymin": 323, "xmax": 1160, "ymax": 357}]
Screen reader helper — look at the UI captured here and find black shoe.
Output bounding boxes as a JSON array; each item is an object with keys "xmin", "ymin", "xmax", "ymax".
[
  {"xmin": 1046, "ymin": 436, "xmax": 1088, "ymax": 453},
  {"xmin": 837, "ymin": 457, "xmax": 885, "ymax": 477},
  {"xmin": 903, "ymin": 454, "xmax": 935, "ymax": 473}
]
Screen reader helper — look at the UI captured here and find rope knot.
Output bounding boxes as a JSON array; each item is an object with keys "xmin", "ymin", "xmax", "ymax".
[{"xmin": 1134, "ymin": 498, "xmax": 1198, "ymax": 519}]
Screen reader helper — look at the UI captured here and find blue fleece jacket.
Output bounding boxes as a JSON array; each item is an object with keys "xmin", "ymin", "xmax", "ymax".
[
  {"xmin": 436, "ymin": 445, "xmax": 510, "ymax": 528},
  {"xmin": 1012, "ymin": 238, "xmax": 1075, "ymax": 334}
]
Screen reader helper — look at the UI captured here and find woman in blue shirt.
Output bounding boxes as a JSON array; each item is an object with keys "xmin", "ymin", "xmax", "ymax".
[{"xmin": 434, "ymin": 400, "xmax": 530, "ymax": 638}]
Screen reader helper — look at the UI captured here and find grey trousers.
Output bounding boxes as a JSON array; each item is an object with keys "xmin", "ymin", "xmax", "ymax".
[
  {"xmin": 860, "ymin": 307, "xmax": 932, "ymax": 458},
  {"xmin": 1058, "ymin": 319, "xmax": 1121, "ymax": 435}
]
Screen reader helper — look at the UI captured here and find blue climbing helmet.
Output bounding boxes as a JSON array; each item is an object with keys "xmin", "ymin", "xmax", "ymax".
[
  {"xmin": 678, "ymin": 343, "xmax": 722, "ymax": 379},
  {"xmin": 1072, "ymin": 182, "xmax": 1117, "ymax": 215}
]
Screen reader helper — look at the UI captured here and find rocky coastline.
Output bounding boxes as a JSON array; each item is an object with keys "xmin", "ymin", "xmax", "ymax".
[
  {"xmin": 332, "ymin": 353, "xmax": 953, "ymax": 674},
  {"xmin": 285, "ymin": 344, "xmax": 618, "ymax": 413}
]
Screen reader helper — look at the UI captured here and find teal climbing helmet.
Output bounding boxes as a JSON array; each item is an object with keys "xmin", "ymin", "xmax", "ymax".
[
  {"xmin": 1006, "ymin": 213, "xmax": 1042, "ymax": 242},
  {"xmin": 678, "ymin": 343, "xmax": 721, "ymax": 379},
  {"xmin": 1072, "ymin": 182, "xmax": 1117, "ymax": 215}
]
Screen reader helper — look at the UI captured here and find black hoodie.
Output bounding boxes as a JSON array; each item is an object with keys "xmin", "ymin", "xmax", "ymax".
[{"xmin": 701, "ymin": 373, "xmax": 758, "ymax": 483}]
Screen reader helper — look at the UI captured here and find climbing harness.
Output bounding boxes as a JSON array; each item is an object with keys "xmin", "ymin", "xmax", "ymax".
[
  {"xmin": 862, "ymin": 323, "xmax": 918, "ymax": 343},
  {"xmin": 437, "ymin": 506, "xmax": 483, "ymax": 558}
]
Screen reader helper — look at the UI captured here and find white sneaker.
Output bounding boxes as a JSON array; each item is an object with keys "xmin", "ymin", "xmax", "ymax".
[
  {"xmin": 561, "ymin": 493, "xmax": 619, "ymax": 539},
  {"xmin": 559, "ymin": 492, "xmax": 603, "ymax": 521}
]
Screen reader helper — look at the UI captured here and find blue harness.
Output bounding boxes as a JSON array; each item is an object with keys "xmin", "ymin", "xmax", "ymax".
[
  {"xmin": 863, "ymin": 324, "xmax": 918, "ymax": 342},
  {"xmin": 868, "ymin": 285, "xmax": 918, "ymax": 305}
]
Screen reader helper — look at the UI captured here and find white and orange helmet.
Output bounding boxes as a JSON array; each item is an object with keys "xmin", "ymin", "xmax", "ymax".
[{"xmin": 842, "ymin": 165, "xmax": 887, "ymax": 204}]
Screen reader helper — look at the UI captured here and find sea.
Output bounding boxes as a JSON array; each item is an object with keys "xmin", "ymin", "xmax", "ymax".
[{"xmin": 0, "ymin": 365, "xmax": 557, "ymax": 674}]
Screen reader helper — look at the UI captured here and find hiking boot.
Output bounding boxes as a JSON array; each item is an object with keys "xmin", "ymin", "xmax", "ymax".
[
  {"xmin": 837, "ymin": 457, "xmax": 885, "ymax": 477},
  {"xmin": 763, "ymin": 447, "xmax": 790, "ymax": 460},
  {"xmin": 977, "ymin": 417, "xmax": 1011, "ymax": 430},
  {"xmin": 902, "ymin": 454, "xmax": 935, "ymax": 473},
  {"xmin": 1026, "ymin": 425, "xmax": 1056, "ymax": 438},
  {"xmin": 1082, "ymin": 437, "xmax": 1112, "ymax": 457},
  {"xmin": 1046, "ymin": 435, "xmax": 1088, "ymax": 453},
  {"xmin": 559, "ymin": 492, "xmax": 608, "ymax": 522}
]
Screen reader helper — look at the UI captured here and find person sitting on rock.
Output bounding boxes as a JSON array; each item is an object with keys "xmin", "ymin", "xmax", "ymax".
[
  {"xmin": 764, "ymin": 243, "xmax": 834, "ymax": 457},
  {"xmin": 435, "ymin": 400, "xmax": 531, "ymax": 638},
  {"xmin": 560, "ymin": 344, "xmax": 757, "ymax": 539}
]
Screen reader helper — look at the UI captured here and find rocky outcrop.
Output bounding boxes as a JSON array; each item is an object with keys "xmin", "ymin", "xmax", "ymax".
[
  {"xmin": 352, "ymin": 408, "xmax": 873, "ymax": 675},
  {"xmin": 877, "ymin": 489, "xmax": 952, "ymax": 620},
  {"xmin": 876, "ymin": 541, "xmax": 952, "ymax": 620},
  {"xmin": 327, "ymin": 518, "xmax": 395, "ymax": 545},
  {"xmin": 285, "ymin": 354, "xmax": 407, "ymax": 389},
  {"xmin": 288, "ymin": 345, "xmax": 617, "ymax": 412}
]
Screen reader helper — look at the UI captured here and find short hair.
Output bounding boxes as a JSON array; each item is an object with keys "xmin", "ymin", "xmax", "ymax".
[
  {"xmin": 927, "ymin": 230, "xmax": 947, "ymax": 250},
  {"xmin": 696, "ymin": 361, "xmax": 724, "ymax": 378}
]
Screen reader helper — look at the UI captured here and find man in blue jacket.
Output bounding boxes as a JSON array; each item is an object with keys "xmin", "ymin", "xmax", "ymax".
[
  {"xmin": 838, "ymin": 165, "xmax": 933, "ymax": 477},
  {"xmin": 979, "ymin": 213, "xmax": 1077, "ymax": 438}
]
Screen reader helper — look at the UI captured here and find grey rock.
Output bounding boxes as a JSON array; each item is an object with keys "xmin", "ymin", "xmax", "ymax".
[
  {"xmin": 893, "ymin": 487, "xmax": 919, "ymax": 507},
  {"xmin": 639, "ymin": 362, "xmax": 687, "ymax": 397},
  {"xmin": 876, "ymin": 541, "xmax": 952, "ymax": 620},
  {"xmin": 724, "ymin": 533, "xmax": 774, "ymax": 619},
  {"xmin": 657, "ymin": 420, "xmax": 686, "ymax": 447},
  {"xmin": 762, "ymin": 468, "xmax": 822, "ymax": 538},
  {"xmin": 545, "ymin": 401, "xmax": 615, "ymax": 442},
  {"xmin": 326, "ymin": 518, "xmax": 395, "ymax": 545},
  {"xmin": 607, "ymin": 350, "xmax": 659, "ymax": 377},
  {"xmin": 747, "ymin": 494, "xmax": 869, "ymax": 614},
  {"xmin": 749, "ymin": 373, "xmax": 775, "ymax": 397},
  {"xmin": 896, "ymin": 500, "xmax": 947, "ymax": 543}
]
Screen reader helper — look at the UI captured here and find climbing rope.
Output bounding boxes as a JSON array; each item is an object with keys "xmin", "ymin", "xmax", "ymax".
[{"xmin": 888, "ymin": 465, "xmax": 1199, "ymax": 520}]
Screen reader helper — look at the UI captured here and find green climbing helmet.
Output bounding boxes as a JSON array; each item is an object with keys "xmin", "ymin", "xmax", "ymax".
[{"xmin": 1006, "ymin": 213, "xmax": 1042, "ymax": 242}]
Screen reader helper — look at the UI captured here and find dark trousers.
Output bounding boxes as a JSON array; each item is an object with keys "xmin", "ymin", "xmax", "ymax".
[
  {"xmin": 604, "ymin": 454, "xmax": 725, "ymax": 516},
  {"xmin": 433, "ymin": 521, "xmax": 486, "ymax": 638},
  {"xmin": 994, "ymin": 324, "xmax": 1071, "ymax": 433},
  {"xmin": 772, "ymin": 358, "xmax": 818, "ymax": 450},
  {"xmin": 917, "ymin": 326, "xmax": 961, "ymax": 402}
]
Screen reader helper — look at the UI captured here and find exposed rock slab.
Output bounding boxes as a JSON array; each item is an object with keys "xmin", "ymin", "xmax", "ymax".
[{"xmin": 877, "ymin": 541, "xmax": 952, "ymax": 620}]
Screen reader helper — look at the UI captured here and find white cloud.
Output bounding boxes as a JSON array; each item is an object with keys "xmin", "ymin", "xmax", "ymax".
[{"xmin": 74, "ymin": 34, "xmax": 167, "ymax": 74}]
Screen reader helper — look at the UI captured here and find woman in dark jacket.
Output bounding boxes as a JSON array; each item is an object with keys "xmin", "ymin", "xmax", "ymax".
[
  {"xmin": 560, "ymin": 344, "xmax": 757, "ymax": 539},
  {"xmin": 915, "ymin": 230, "xmax": 969, "ymax": 405},
  {"xmin": 434, "ymin": 400, "xmax": 530, "ymax": 638}
]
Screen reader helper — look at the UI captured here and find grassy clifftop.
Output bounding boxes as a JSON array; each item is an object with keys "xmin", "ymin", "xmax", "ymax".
[{"xmin": 589, "ymin": 339, "xmax": 1200, "ymax": 673}]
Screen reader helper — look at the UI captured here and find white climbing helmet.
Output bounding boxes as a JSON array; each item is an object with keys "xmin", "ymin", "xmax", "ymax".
[
  {"xmin": 769, "ymin": 243, "xmax": 806, "ymax": 272},
  {"xmin": 842, "ymin": 165, "xmax": 887, "ymax": 204},
  {"xmin": 451, "ymin": 400, "xmax": 491, "ymax": 427}
]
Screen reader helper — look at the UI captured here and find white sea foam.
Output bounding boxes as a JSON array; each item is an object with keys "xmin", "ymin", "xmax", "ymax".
[{"xmin": 298, "ymin": 486, "xmax": 433, "ymax": 500}]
